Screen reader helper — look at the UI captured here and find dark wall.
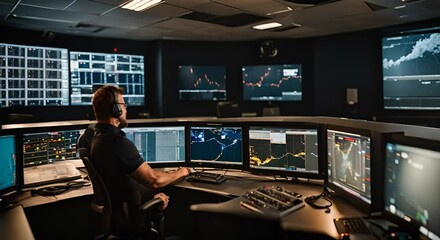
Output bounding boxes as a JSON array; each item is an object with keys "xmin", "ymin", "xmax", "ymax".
[
  {"xmin": 312, "ymin": 30, "xmax": 382, "ymax": 120},
  {"xmin": 159, "ymin": 39, "xmax": 315, "ymax": 117}
]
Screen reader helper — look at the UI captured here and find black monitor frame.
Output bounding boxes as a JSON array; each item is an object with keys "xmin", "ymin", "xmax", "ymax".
[
  {"xmin": 325, "ymin": 124, "xmax": 380, "ymax": 213},
  {"xmin": 241, "ymin": 64, "xmax": 303, "ymax": 102},
  {"xmin": 0, "ymin": 43, "xmax": 70, "ymax": 108},
  {"xmin": 0, "ymin": 133, "xmax": 22, "ymax": 206},
  {"xmin": 122, "ymin": 122, "xmax": 187, "ymax": 168},
  {"xmin": 177, "ymin": 65, "xmax": 227, "ymax": 101},
  {"xmin": 21, "ymin": 127, "xmax": 86, "ymax": 167},
  {"xmin": 245, "ymin": 122, "xmax": 325, "ymax": 180},
  {"xmin": 69, "ymin": 50, "xmax": 146, "ymax": 107},
  {"xmin": 381, "ymin": 25, "xmax": 440, "ymax": 111},
  {"xmin": 13, "ymin": 124, "xmax": 90, "ymax": 169},
  {"xmin": 187, "ymin": 122, "xmax": 244, "ymax": 170},
  {"xmin": 381, "ymin": 133, "xmax": 440, "ymax": 239}
]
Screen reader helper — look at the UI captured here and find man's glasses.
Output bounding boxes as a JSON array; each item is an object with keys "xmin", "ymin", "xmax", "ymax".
[{"xmin": 117, "ymin": 103, "xmax": 127, "ymax": 108}]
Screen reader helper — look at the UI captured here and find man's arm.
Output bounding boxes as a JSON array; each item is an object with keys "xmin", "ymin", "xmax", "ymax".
[{"xmin": 130, "ymin": 162, "xmax": 190, "ymax": 189}]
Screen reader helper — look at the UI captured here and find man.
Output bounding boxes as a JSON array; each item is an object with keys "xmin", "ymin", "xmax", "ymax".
[{"xmin": 90, "ymin": 85, "xmax": 190, "ymax": 234}]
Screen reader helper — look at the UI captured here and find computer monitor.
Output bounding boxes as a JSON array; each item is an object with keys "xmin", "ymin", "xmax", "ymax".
[
  {"xmin": 0, "ymin": 135, "xmax": 18, "ymax": 204},
  {"xmin": 177, "ymin": 65, "xmax": 227, "ymax": 101},
  {"xmin": 382, "ymin": 27, "xmax": 440, "ymax": 110},
  {"xmin": 123, "ymin": 125, "xmax": 186, "ymax": 166},
  {"xmin": 247, "ymin": 123, "xmax": 323, "ymax": 179},
  {"xmin": 326, "ymin": 126, "xmax": 372, "ymax": 210},
  {"xmin": 22, "ymin": 129, "xmax": 84, "ymax": 167},
  {"xmin": 0, "ymin": 43, "xmax": 69, "ymax": 107},
  {"xmin": 383, "ymin": 134, "xmax": 440, "ymax": 239},
  {"xmin": 242, "ymin": 64, "xmax": 302, "ymax": 101},
  {"xmin": 189, "ymin": 124, "xmax": 243, "ymax": 169},
  {"xmin": 70, "ymin": 51, "xmax": 145, "ymax": 106}
]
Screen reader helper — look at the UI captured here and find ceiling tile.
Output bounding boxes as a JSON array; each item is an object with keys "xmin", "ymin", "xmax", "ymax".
[
  {"xmin": 190, "ymin": 2, "xmax": 241, "ymax": 16},
  {"xmin": 90, "ymin": 0, "xmax": 126, "ymax": 6},
  {"xmin": 65, "ymin": 0, "xmax": 117, "ymax": 15},
  {"xmin": 143, "ymin": 3, "xmax": 191, "ymax": 18},
  {"xmin": 165, "ymin": 0, "xmax": 211, "ymax": 8},
  {"xmin": 20, "ymin": 0, "xmax": 75, "ymax": 9},
  {"xmin": 14, "ymin": 5, "xmax": 96, "ymax": 23}
]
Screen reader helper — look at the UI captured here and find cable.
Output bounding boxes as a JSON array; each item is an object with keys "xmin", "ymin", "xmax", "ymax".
[
  {"xmin": 31, "ymin": 180, "xmax": 91, "ymax": 197},
  {"xmin": 305, "ymin": 192, "xmax": 333, "ymax": 213}
]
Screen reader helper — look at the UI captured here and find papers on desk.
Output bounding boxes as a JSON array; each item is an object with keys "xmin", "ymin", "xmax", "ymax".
[{"xmin": 23, "ymin": 161, "xmax": 82, "ymax": 187}]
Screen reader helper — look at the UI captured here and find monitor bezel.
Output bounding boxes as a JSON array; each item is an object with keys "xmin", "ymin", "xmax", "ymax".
[
  {"xmin": 121, "ymin": 122, "xmax": 187, "ymax": 168},
  {"xmin": 187, "ymin": 122, "xmax": 244, "ymax": 170},
  {"xmin": 245, "ymin": 121, "xmax": 325, "ymax": 180},
  {"xmin": 325, "ymin": 124, "xmax": 376, "ymax": 213},
  {"xmin": 16, "ymin": 124, "xmax": 89, "ymax": 168},
  {"xmin": 0, "ymin": 134, "xmax": 21, "ymax": 200},
  {"xmin": 177, "ymin": 65, "xmax": 227, "ymax": 102},
  {"xmin": 381, "ymin": 133, "xmax": 440, "ymax": 238},
  {"xmin": 0, "ymin": 43, "xmax": 70, "ymax": 108},
  {"xmin": 241, "ymin": 64, "xmax": 303, "ymax": 102},
  {"xmin": 381, "ymin": 26, "xmax": 440, "ymax": 111},
  {"xmin": 69, "ymin": 50, "xmax": 146, "ymax": 107}
]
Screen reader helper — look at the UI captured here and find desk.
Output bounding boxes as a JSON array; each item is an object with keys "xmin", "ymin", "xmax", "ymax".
[
  {"xmin": 15, "ymin": 181, "xmax": 96, "ymax": 240},
  {"xmin": 168, "ymin": 169, "xmax": 366, "ymax": 239},
  {"xmin": 0, "ymin": 205, "xmax": 35, "ymax": 240},
  {"xmin": 20, "ymin": 184, "xmax": 93, "ymax": 208}
]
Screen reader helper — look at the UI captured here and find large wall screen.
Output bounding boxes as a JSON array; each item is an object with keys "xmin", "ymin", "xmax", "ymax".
[
  {"xmin": 70, "ymin": 51, "xmax": 145, "ymax": 106},
  {"xmin": 0, "ymin": 43, "xmax": 69, "ymax": 107},
  {"xmin": 242, "ymin": 64, "xmax": 302, "ymax": 101},
  {"xmin": 382, "ymin": 29, "xmax": 440, "ymax": 110}
]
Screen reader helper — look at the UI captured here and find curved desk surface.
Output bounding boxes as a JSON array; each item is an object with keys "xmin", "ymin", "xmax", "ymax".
[
  {"xmin": 0, "ymin": 205, "xmax": 35, "ymax": 240},
  {"xmin": 172, "ymin": 169, "xmax": 366, "ymax": 239}
]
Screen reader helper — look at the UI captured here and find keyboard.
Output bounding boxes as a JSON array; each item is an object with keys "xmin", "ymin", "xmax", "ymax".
[
  {"xmin": 241, "ymin": 186, "xmax": 304, "ymax": 216},
  {"xmin": 24, "ymin": 162, "xmax": 82, "ymax": 187},
  {"xmin": 334, "ymin": 217, "xmax": 370, "ymax": 234},
  {"xmin": 187, "ymin": 171, "xmax": 227, "ymax": 184}
]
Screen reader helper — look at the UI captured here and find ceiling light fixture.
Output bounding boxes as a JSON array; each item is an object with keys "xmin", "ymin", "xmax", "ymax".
[
  {"xmin": 121, "ymin": 0, "xmax": 163, "ymax": 12},
  {"xmin": 266, "ymin": 7, "xmax": 293, "ymax": 16},
  {"xmin": 394, "ymin": 5, "xmax": 406, "ymax": 9},
  {"xmin": 252, "ymin": 22, "xmax": 283, "ymax": 30}
]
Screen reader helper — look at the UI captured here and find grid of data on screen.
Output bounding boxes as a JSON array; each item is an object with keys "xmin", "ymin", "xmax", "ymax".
[
  {"xmin": 70, "ymin": 51, "xmax": 145, "ymax": 106},
  {"xmin": 124, "ymin": 126, "xmax": 185, "ymax": 163},
  {"xmin": 0, "ymin": 43, "xmax": 69, "ymax": 107},
  {"xmin": 23, "ymin": 129, "xmax": 84, "ymax": 166}
]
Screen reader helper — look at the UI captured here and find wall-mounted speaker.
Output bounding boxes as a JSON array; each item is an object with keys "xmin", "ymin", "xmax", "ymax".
[
  {"xmin": 346, "ymin": 88, "xmax": 358, "ymax": 105},
  {"xmin": 260, "ymin": 40, "xmax": 278, "ymax": 58}
]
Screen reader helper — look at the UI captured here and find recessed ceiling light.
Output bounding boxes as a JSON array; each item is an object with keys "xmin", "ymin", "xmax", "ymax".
[
  {"xmin": 121, "ymin": 0, "xmax": 163, "ymax": 12},
  {"xmin": 252, "ymin": 22, "xmax": 283, "ymax": 30},
  {"xmin": 266, "ymin": 7, "xmax": 294, "ymax": 16},
  {"xmin": 394, "ymin": 5, "xmax": 406, "ymax": 9}
]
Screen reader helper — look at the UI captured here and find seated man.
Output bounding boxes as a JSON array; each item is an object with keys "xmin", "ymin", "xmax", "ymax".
[{"xmin": 90, "ymin": 85, "xmax": 190, "ymax": 235}]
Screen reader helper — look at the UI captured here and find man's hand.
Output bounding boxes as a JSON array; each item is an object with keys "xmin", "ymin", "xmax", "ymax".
[{"xmin": 154, "ymin": 192, "xmax": 169, "ymax": 210}]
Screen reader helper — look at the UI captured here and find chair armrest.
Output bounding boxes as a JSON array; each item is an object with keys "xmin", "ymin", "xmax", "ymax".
[{"xmin": 139, "ymin": 198, "xmax": 164, "ymax": 213}]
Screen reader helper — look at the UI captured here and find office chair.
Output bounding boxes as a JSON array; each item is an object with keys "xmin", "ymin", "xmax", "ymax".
[{"xmin": 79, "ymin": 149, "xmax": 165, "ymax": 240}]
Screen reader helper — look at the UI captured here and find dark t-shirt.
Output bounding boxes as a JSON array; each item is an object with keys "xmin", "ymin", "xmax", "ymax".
[
  {"xmin": 77, "ymin": 123, "xmax": 95, "ymax": 151},
  {"xmin": 90, "ymin": 123, "xmax": 145, "ymax": 212}
]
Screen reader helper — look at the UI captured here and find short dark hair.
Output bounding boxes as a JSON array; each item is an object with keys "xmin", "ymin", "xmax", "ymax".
[{"xmin": 92, "ymin": 85, "xmax": 124, "ymax": 121}]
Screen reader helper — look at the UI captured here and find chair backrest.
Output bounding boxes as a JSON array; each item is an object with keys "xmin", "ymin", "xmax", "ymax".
[
  {"xmin": 80, "ymin": 152, "xmax": 112, "ymax": 239},
  {"xmin": 79, "ymin": 148, "xmax": 104, "ymax": 209}
]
